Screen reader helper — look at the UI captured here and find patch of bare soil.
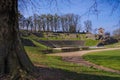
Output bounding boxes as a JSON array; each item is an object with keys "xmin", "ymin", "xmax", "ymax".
[{"xmin": 62, "ymin": 57, "xmax": 120, "ymax": 74}]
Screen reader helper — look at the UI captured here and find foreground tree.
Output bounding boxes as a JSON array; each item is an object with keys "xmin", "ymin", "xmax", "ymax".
[{"xmin": 0, "ymin": 0, "xmax": 36, "ymax": 79}]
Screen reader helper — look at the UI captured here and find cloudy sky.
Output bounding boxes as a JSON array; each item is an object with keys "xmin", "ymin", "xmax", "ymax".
[{"xmin": 19, "ymin": 0, "xmax": 120, "ymax": 34}]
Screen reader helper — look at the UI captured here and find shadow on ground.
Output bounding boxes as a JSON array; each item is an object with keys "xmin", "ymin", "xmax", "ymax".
[{"xmin": 36, "ymin": 67, "xmax": 120, "ymax": 80}]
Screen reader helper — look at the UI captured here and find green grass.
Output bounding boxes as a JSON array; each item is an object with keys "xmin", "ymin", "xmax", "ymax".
[
  {"xmin": 83, "ymin": 50, "xmax": 120, "ymax": 70},
  {"xmin": 85, "ymin": 39, "xmax": 99, "ymax": 46},
  {"xmin": 26, "ymin": 33, "xmax": 89, "ymax": 40},
  {"xmin": 22, "ymin": 32, "xmax": 120, "ymax": 80},
  {"xmin": 23, "ymin": 34, "xmax": 50, "ymax": 50},
  {"xmin": 24, "ymin": 45, "xmax": 120, "ymax": 80}
]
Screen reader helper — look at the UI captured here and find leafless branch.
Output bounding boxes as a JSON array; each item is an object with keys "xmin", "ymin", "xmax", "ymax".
[
  {"xmin": 80, "ymin": 0, "xmax": 100, "ymax": 18},
  {"xmin": 111, "ymin": 0, "xmax": 120, "ymax": 14}
]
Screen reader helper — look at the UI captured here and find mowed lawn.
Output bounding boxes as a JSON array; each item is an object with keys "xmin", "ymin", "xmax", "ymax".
[
  {"xmin": 25, "ymin": 46, "xmax": 120, "ymax": 80},
  {"xmin": 83, "ymin": 50, "xmax": 120, "ymax": 70}
]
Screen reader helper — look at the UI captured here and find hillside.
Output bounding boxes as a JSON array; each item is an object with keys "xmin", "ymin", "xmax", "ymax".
[
  {"xmin": 19, "ymin": 30, "xmax": 120, "ymax": 80},
  {"xmin": 21, "ymin": 30, "xmax": 99, "ymax": 47}
]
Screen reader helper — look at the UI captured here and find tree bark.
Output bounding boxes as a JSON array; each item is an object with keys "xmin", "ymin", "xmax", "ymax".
[{"xmin": 0, "ymin": 0, "xmax": 36, "ymax": 78}]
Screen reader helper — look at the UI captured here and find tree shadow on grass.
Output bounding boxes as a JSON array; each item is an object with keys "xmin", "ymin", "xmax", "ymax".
[{"xmin": 36, "ymin": 67, "xmax": 120, "ymax": 80}]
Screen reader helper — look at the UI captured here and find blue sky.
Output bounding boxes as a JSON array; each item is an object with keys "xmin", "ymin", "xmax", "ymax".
[{"xmin": 20, "ymin": 0, "xmax": 120, "ymax": 34}]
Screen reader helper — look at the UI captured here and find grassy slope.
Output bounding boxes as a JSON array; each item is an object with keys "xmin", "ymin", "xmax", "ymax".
[
  {"xmin": 85, "ymin": 39, "xmax": 99, "ymax": 46},
  {"xmin": 24, "ymin": 39, "xmax": 120, "ymax": 80},
  {"xmin": 83, "ymin": 50, "xmax": 120, "ymax": 70},
  {"xmin": 25, "ymin": 46, "xmax": 120, "ymax": 80},
  {"xmin": 28, "ymin": 33, "xmax": 99, "ymax": 46}
]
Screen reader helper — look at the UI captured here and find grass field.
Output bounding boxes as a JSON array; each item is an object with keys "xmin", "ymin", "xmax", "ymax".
[
  {"xmin": 24, "ymin": 45, "xmax": 120, "ymax": 80},
  {"xmin": 83, "ymin": 50, "xmax": 120, "ymax": 70}
]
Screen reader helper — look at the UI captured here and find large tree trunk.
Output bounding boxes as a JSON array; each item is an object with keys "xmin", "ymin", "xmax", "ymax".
[{"xmin": 0, "ymin": 0, "xmax": 36, "ymax": 78}]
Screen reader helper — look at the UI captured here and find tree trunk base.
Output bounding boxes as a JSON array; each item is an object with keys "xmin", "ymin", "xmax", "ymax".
[{"xmin": 0, "ymin": 70, "xmax": 39, "ymax": 80}]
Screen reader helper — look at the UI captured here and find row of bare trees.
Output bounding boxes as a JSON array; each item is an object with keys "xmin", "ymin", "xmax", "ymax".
[{"xmin": 19, "ymin": 13, "xmax": 92, "ymax": 33}]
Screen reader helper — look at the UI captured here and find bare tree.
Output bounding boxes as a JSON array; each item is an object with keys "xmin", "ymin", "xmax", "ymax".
[
  {"xmin": 68, "ymin": 14, "xmax": 80, "ymax": 33},
  {"xmin": 33, "ymin": 14, "xmax": 38, "ymax": 32},
  {"xmin": 84, "ymin": 20, "xmax": 92, "ymax": 33},
  {"xmin": 25, "ymin": 18, "xmax": 31, "ymax": 31},
  {"xmin": 18, "ymin": 13, "xmax": 26, "ymax": 29},
  {"xmin": 60, "ymin": 16, "xmax": 66, "ymax": 32},
  {"xmin": 28, "ymin": 16, "xmax": 34, "ymax": 32},
  {"xmin": 37, "ymin": 16, "xmax": 42, "ymax": 32},
  {"xmin": 113, "ymin": 20, "xmax": 120, "ymax": 39},
  {"xmin": 41, "ymin": 14, "xmax": 46, "ymax": 31}
]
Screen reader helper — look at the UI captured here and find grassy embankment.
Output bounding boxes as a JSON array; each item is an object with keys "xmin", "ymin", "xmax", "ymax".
[
  {"xmin": 25, "ymin": 46, "xmax": 120, "ymax": 80},
  {"xmin": 25, "ymin": 33, "xmax": 99, "ymax": 46},
  {"xmin": 23, "ymin": 38, "xmax": 120, "ymax": 80}
]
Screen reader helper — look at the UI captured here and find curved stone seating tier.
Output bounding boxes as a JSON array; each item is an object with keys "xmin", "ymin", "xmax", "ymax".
[
  {"xmin": 21, "ymin": 38, "xmax": 36, "ymax": 47},
  {"xmin": 37, "ymin": 40, "xmax": 85, "ymax": 48}
]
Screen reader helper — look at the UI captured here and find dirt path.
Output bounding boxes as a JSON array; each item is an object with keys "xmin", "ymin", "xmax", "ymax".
[
  {"xmin": 48, "ymin": 48, "xmax": 120, "ymax": 74},
  {"xmin": 49, "ymin": 48, "xmax": 120, "ymax": 57}
]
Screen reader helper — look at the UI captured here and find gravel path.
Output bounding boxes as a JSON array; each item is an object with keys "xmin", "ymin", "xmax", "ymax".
[
  {"xmin": 49, "ymin": 48, "xmax": 120, "ymax": 74},
  {"xmin": 49, "ymin": 48, "xmax": 120, "ymax": 57}
]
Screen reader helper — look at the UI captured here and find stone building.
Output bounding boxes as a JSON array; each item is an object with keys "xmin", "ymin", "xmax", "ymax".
[
  {"xmin": 98, "ymin": 28, "xmax": 104, "ymax": 35},
  {"xmin": 98, "ymin": 27, "xmax": 105, "ymax": 40}
]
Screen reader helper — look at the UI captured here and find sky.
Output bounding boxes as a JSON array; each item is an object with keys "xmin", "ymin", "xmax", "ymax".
[{"xmin": 19, "ymin": 0, "xmax": 120, "ymax": 34}]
